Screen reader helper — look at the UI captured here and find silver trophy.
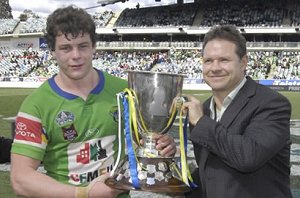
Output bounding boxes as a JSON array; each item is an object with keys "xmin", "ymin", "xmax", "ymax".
[{"xmin": 106, "ymin": 70, "xmax": 190, "ymax": 193}]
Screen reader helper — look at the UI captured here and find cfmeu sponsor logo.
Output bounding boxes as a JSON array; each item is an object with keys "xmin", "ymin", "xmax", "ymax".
[
  {"xmin": 70, "ymin": 165, "xmax": 113, "ymax": 184},
  {"xmin": 67, "ymin": 136, "xmax": 116, "ymax": 185}
]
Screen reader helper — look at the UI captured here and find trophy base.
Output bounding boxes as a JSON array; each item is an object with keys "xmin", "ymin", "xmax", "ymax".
[{"xmin": 105, "ymin": 157, "xmax": 190, "ymax": 193}]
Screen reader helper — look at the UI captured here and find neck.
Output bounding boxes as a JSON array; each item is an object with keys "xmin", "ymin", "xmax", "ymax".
[
  {"xmin": 212, "ymin": 93, "xmax": 224, "ymax": 111},
  {"xmin": 55, "ymin": 69, "xmax": 99, "ymax": 100},
  {"xmin": 213, "ymin": 77, "xmax": 245, "ymax": 109}
]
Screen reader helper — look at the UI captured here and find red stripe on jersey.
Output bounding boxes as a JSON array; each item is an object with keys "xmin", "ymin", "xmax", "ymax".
[{"xmin": 15, "ymin": 116, "xmax": 42, "ymax": 144}]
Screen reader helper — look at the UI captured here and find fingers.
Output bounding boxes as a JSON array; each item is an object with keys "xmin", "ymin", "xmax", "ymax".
[
  {"xmin": 158, "ymin": 143, "xmax": 177, "ymax": 157},
  {"xmin": 179, "ymin": 94, "xmax": 195, "ymax": 115},
  {"xmin": 181, "ymin": 100, "xmax": 203, "ymax": 126},
  {"xmin": 95, "ymin": 173, "xmax": 110, "ymax": 182},
  {"xmin": 182, "ymin": 94, "xmax": 197, "ymax": 103},
  {"xmin": 169, "ymin": 95, "xmax": 191, "ymax": 114},
  {"xmin": 87, "ymin": 173, "xmax": 110, "ymax": 191},
  {"xmin": 139, "ymin": 134, "xmax": 176, "ymax": 157},
  {"xmin": 155, "ymin": 134, "xmax": 176, "ymax": 157},
  {"xmin": 139, "ymin": 138, "xmax": 144, "ymax": 145}
]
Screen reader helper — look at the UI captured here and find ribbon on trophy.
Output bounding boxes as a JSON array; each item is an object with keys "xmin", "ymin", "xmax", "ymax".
[
  {"xmin": 179, "ymin": 111, "xmax": 198, "ymax": 188},
  {"xmin": 169, "ymin": 97, "xmax": 198, "ymax": 188},
  {"xmin": 122, "ymin": 88, "xmax": 142, "ymax": 189},
  {"xmin": 112, "ymin": 87, "xmax": 197, "ymax": 190},
  {"xmin": 110, "ymin": 90, "xmax": 141, "ymax": 189}
]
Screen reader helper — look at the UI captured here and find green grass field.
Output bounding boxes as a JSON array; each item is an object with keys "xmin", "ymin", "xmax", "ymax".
[{"xmin": 0, "ymin": 88, "xmax": 299, "ymax": 197}]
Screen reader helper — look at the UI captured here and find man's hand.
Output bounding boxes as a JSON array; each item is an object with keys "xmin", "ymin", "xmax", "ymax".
[
  {"xmin": 153, "ymin": 134, "xmax": 177, "ymax": 157},
  {"xmin": 181, "ymin": 95, "xmax": 204, "ymax": 126},
  {"xmin": 87, "ymin": 173, "xmax": 125, "ymax": 198}
]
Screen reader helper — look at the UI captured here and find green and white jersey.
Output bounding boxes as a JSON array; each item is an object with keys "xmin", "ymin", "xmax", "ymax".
[{"xmin": 11, "ymin": 69, "xmax": 127, "ymax": 186}]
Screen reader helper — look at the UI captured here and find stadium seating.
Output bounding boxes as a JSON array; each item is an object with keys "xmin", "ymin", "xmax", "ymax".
[{"xmin": 0, "ymin": 0, "xmax": 299, "ymax": 81}]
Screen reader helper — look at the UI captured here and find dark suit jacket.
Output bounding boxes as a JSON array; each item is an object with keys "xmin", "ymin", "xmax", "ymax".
[{"xmin": 185, "ymin": 77, "xmax": 292, "ymax": 198}]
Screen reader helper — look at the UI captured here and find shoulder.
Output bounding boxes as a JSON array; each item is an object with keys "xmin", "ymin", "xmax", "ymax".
[
  {"xmin": 19, "ymin": 80, "xmax": 56, "ymax": 112},
  {"xmin": 101, "ymin": 71, "xmax": 127, "ymax": 92},
  {"xmin": 24, "ymin": 81, "xmax": 52, "ymax": 101},
  {"xmin": 245, "ymin": 78, "xmax": 291, "ymax": 108},
  {"xmin": 103, "ymin": 71, "xmax": 127, "ymax": 83},
  {"xmin": 255, "ymin": 81, "xmax": 289, "ymax": 100}
]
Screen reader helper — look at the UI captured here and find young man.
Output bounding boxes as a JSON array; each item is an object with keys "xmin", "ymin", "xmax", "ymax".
[
  {"xmin": 10, "ymin": 6, "xmax": 176, "ymax": 198},
  {"xmin": 183, "ymin": 25, "xmax": 292, "ymax": 198}
]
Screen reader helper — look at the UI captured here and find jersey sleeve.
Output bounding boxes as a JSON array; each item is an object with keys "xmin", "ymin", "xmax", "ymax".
[{"xmin": 11, "ymin": 98, "xmax": 47, "ymax": 161}]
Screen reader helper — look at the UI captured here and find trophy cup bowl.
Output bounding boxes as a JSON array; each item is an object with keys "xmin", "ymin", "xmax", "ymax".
[{"xmin": 105, "ymin": 70, "xmax": 190, "ymax": 193}]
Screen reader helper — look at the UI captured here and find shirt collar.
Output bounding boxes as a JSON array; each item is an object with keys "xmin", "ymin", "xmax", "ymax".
[
  {"xmin": 209, "ymin": 77, "xmax": 247, "ymax": 121},
  {"xmin": 227, "ymin": 77, "xmax": 247, "ymax": 102}
]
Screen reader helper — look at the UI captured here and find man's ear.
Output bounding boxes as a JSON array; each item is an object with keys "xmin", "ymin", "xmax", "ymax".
[
  {"xmin": 241, "ymin": 55, "xmax": 248, "ymax": 69},
  {"xmin": 92, "ymin": 45, "xmax": 96, "ymax": 54}
]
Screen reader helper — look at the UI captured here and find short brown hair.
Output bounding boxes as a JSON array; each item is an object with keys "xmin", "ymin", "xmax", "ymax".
[
  {"xmin": 202, "ymin": 25, "xmax": 247, "ymax": 59},
  {"xmin": 45, "ymin": 5, "xmax": 96, "ymax": 51}
]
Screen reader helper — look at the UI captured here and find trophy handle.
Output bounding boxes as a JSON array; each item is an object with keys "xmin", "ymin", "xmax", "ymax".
[{"xmin": 160, "ymin": 96, "xmax": 186, "ymax": 134}]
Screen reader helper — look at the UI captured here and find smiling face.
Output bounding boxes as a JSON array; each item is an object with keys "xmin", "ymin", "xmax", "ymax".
[
  {"xmin": 51, "ymin": 32, "xmax": 96, "ymax": 81},
  {"xmin": 202, "ymin": 38, "xmax": 247, "ymax": 96}
]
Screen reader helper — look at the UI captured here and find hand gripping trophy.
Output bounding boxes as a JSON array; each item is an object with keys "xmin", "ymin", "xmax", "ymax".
[{"xmin": 105, "ymin": 70, "xmax": 196, "ymax": 194}]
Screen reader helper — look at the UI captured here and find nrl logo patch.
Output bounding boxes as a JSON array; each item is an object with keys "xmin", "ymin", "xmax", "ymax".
[{"xmin": 56, "ymin": 111, "xmax": 75, "ymax": 126}]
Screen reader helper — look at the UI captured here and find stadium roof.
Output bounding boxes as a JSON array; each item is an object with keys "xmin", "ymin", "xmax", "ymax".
[{"xmin": 96, "ymin": 0, "xmax": 126, "ymax": 6}]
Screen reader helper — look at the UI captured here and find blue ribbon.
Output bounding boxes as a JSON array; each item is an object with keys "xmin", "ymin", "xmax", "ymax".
[
  {"xmin": 184, "ymin": 114, "xmax": 188, "ymax": 154},
  {"xmin": 122, "ymin": 95, "xmax": 140, "ymax": 189},
  {"xmin": 183, "ymin": 113, "xmax": 198, "ymax": 188}
]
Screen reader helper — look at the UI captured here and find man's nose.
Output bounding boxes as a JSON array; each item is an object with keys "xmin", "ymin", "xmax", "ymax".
[
  {"xmin": 210, "ymin": 60, "xmax": 221, "ymax": 70},
  {"xmin": 71, "ymin": 48, "xmax": 81, "ymax": 59}
]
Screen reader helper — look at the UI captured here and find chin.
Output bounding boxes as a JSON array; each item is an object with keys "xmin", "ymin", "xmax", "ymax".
[
  {"xmin": 210, "ymin": 84, "xmax": 226, "ymax": 91},
  {"xmin": 68, "ymin": 73, "xmax": 85, "ymax": 80}
]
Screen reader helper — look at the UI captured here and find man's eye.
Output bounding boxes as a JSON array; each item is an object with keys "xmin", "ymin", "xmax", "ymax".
[
  {"xmin": 221, "ymin": 59, "xmax": 229, "ymax": 63},
  {"xmin": 60, "ymin": 46, "xmax": 70, "ymax": 51},
  {"xmin": 204, "ymin": 60, "xmax": 212, "ymax": 64},
  {"xmin": 80, "ymin": 45, "xmax": 88, "ymax": 49}
]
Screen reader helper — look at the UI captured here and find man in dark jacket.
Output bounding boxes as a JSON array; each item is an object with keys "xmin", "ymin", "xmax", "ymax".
[{"xmin": 182, "ymin": 25, "xmax": 292, "ymax": 198}]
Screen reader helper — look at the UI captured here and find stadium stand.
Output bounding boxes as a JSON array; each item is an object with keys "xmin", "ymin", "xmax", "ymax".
[
  {"xmin": 0, "ymin": 0, "xmax": 299, "ymax": 82},
  {"xmin": 1, "ymin": 48, "xmax": 299, "ymax": 81},
  {"xmin": 0, "ymin": 18, "xmax": 19, "ymax": 35},
  {"xmin": 114, "ymin": 3, "xmax": 198, "ymax": 27}
]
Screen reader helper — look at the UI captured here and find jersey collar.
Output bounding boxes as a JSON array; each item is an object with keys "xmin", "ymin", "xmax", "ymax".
[{"xmin": 48, "ymin": 69, "xmax": 105, "ymax": 100}]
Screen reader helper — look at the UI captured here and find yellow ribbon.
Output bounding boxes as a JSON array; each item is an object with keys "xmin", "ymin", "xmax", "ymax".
[
  {"xmin": 179, "ymin": 108, "xmax": 189, "ymax": 186},
  {"xmin": 124, "ymin": 88, "xmax": 141, "ymax": 146},
  {"xmin": 178, "ymin": 98, "xmax": 195, "ymax": 186}
]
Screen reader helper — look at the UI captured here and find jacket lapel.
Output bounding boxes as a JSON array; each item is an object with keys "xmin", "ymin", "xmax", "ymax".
[{"xmin": 220, "ymin": 77, "xmax": 256, "ymax": 128}]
